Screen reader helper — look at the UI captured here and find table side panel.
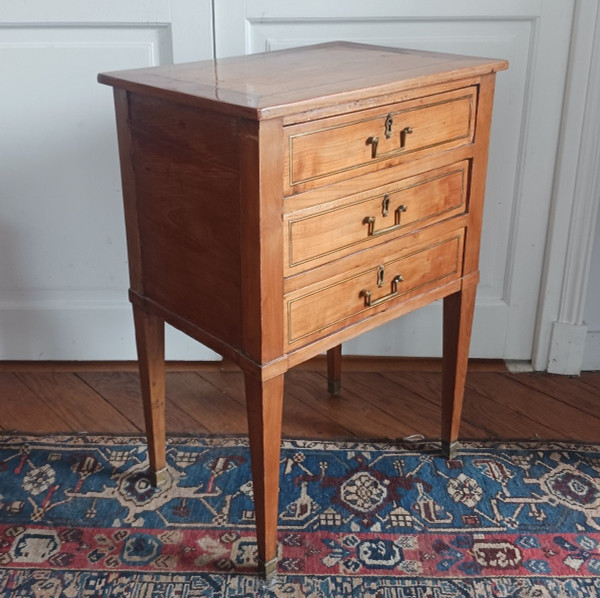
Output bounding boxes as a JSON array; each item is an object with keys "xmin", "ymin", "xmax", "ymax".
[{"xmin": 127, "ymin": 94, "xmax": 244, "ymax": 346}]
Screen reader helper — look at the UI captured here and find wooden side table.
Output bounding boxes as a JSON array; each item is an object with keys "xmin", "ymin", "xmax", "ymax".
[{"xmin": 99, "ymin": 42, "xmax": 507, "ymax": 578}]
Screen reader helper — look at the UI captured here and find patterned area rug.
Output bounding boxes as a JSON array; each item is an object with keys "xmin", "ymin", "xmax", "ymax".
[{"xmin": 0, "ymin": 434, "xmax": 599, "ymax": 597}]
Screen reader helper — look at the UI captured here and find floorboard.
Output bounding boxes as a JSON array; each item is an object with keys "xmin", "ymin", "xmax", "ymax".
[
  {"xmin": 285, "ymin": 370, "xmax": 409, "ymax": 440},
  {"xmin": 16, "ymin": 372, "xmax": 139, "ymax": 434},
  {"xmin": 0, "ymin": 372, "xmax": 71, "ymax": 433},
  {"xmin": 0, "ymin": 361, "xmax": 598, "ymax": 443},
  {"xmin": 466, "ymin": 372, "xmax": 600, "ymax": 442},
  {"xmin": 505, "ymin": 372, "xmax": 600, "ymax": 420},
  {"xmin": 199, "ymin": 370, "xmax": 353, "ymax": 439},
  {"xmin": 165, "ymin": 372, "xmax": 247, "ymax": 435},
  {"xmin": 76, "ymin": 372, "xmax": 146, "ymax": 432},
  {"xmin": 573, "ymin": 371, "xmax": 600, "ymax": 394},
  {"xmin": 340, "ymin": 371, "xmax": 484, "ymax": 439},
  {"xmin": 383, "ymin": 371, "xmax": 560, "ymax": 440}
]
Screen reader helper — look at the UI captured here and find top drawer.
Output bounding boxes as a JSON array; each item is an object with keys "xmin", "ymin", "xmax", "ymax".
[{"xmin": 284, "ymin": 86, "xmax": 476, "ymax": 195}]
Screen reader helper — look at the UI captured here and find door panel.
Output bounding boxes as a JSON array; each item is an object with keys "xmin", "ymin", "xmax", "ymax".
[{"xmin": 0, "ymin": 0, "xmax": 217, "ymax": 359}]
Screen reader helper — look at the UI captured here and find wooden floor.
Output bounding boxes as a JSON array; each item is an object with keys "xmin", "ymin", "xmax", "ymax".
[{"xmin": 1, "ymin": 359, "xmax": 599, "ymax": 443}]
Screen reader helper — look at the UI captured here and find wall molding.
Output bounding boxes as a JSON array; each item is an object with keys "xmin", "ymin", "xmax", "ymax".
[
  {"xmin": 533, "ymin": 0, "xmax": 600, "ymax": 373},
  {"xmin": 0, "ymin": 294, "xmax": 218, "ymax": 361}
]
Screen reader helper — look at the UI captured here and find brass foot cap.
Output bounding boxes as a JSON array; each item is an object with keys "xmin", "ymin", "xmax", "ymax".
[
  {"xmin": 258, "ymin": 556, "xmax": 278, "ymax": 580},
  {"xmin": 442, "ymin": 440, "xmax": 460, "ymax": 460},
  {"xmin": 150, "ymin": 468, "xmax": 168, "ymax": 487}
]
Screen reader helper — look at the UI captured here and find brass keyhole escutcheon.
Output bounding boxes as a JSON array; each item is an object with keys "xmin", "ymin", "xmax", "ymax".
[
  {"xmin": 384, "ymin": 114, "xmax": 393, "ymax": 139},
  {"xmin": 382, "ymin": 194, "xmax": 390, "ymax": 217},
  {"xmin": 377, "ymin": 265, "xmax": 385, "ymax": 288}
]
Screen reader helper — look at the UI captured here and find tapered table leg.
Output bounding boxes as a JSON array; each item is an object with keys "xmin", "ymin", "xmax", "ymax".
[
  {"xmin": 244, "ymin": 372, "xmax": 284, "ymax": 580},
  {"xmin": 442, "ymin": 283, "xmax": 477, "ymax": 459},
  {"xmin": 326, "ymin": 344, "xmax": 342, "ymax": 396},
  {"xmin": 133, "ymin": 305, "xmax": 167, "ymax": 487}
]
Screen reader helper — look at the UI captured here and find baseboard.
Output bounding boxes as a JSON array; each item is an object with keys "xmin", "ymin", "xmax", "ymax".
[
  {"xmin": 0, "ymin": 294, "xmax": 511, "ymax": 360},
  {"xmin": 547, "ymin": 321, "xmax": 588, "ymax": 375},
  {"xmin": 0, "ymin": 298, "xmax": 218, "ymax": 361}
]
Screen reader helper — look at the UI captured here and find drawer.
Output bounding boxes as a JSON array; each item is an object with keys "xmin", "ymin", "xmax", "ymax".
[
  {"xmin": 284, "ymin": 86, "xmax": 476, "ymax": 194},
  {"xmin": 285, "ymin": 231, "xmax": 464, "ymax": 347},
  {"xmin": 285, "ymin": 160, "xmax": 468, "ymax": 273}
]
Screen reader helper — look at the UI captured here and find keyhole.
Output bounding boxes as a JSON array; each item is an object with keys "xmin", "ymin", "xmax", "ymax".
[
  {"xmin": 384, "ymin": 114, "xmax": 393, "ymax": 139},
  {"xmin": 377, "ymin": 265, "xmax": 385, "ymax": 288},
  {"xmin": 382, "ymin": 194, "xmax": 390, "ymax": 217}
]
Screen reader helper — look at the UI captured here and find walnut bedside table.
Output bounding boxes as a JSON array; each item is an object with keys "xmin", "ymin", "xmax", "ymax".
[{"xmin": 99, "ymin": 42, "xmax": 507, "ymax": 578}]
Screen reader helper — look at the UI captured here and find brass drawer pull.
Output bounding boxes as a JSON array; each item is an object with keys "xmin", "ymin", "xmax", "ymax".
[
  {"xmin": 364, "ymin": 202, "xmax": 408, "ymax": 237},
  {"xmin": 367, "ymin": 136, "xmax": 379, "ymax": 158},
  {"xmin": 401, "ymin": 126, "xmax": 413, "ymax": 148},
  {"xmin": 367, "ymin": 125, "xmax": 413, "ymax": 159},
  {"xmin": 360, "ymin": 274, "xmax": 404, "ymax": 307}
]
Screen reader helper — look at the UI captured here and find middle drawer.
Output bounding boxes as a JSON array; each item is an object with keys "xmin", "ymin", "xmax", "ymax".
[{"xmin": 284, "ymin": 160, "xmax": 468, "ymax": 275}]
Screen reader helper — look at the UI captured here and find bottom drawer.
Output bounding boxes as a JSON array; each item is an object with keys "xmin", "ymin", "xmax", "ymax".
[{"xmin": 285, "ymin": 230, "xmax": 464, "ymax": 346}]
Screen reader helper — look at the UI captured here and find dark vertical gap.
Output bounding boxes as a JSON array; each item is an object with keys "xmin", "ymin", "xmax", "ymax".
[{"xmin": 211, "ymin": 0, "xmax": 217, "ymax": 60}]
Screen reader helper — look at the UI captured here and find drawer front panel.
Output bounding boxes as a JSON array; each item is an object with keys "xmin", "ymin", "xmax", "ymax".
[
  {"xmin": 286, "ymin": 232, "xmax": 463, "ymax": 346},
  {"xmin": 286, "ymin": 161, "xmax": 468, "ymax": 272},
  {"xmin": 285, "ymin": 87, "xmax": 476, "ymax": 193}
]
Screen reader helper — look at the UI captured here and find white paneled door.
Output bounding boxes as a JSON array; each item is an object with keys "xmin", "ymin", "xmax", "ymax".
[
  {"xmin": 214, "ymin": 0, "xmax": 575, "ymax": 361},
  {"xmin": 0, "ymin": 0, "xmax": 218, "ymax": 359}
]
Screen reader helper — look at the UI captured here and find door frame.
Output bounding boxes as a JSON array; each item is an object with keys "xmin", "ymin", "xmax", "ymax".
[{"xmin": 532, "ymin": 0, "xmax": 600, "ymax": 373}]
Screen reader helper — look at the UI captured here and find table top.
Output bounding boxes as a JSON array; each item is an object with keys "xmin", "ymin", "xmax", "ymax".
[{"xmin": 98, "ymin": 41, "xmax": 507, "ymax": 120}]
